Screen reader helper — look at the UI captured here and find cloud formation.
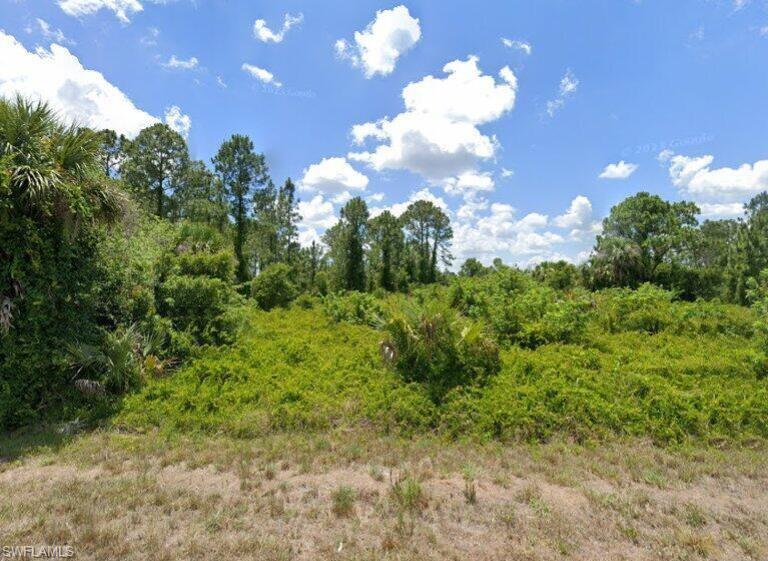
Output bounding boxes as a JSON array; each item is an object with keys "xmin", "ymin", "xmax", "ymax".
[
  {"xmin": 162, "ymin": 55, "xmax": 198, "ymax": 70},
  {"xmin": 349, "ymin": 56, "xmax": 517, "ymax": 193},
  {"xmin": 164, "ymin": 105, "xmax": 191, "ymax": 139},
  {"xmin": 665, "ymin": 152, "xmax": 768, "ymax": 202},
  {"xmin": 253, "ymin": 13, "xmax": 303, "ymax": 43},
  {"xmin": 242, "ymin": 63, "xmax": 282, "ymax": 87},
  {"xmin": 0, "ymin": 30, "xmax": 156, "ymax": 137},
  {"xmin": 27, "ymin": 18, "xmax": 75, "ymax": 46},
  {"xmin": 500, "ymin": 38, "xmax": 532, "ymax": 55},
  {"xmin": 546, "ymin": 69, "xmax": 579, "ymax": 117},
  {"xmin": 599, "ymin": 160, "xmax": 638, "ymax": 179},
  {"xmin": 58, "ymin": 0, "xmax": 144, "ymax": 23},
  {"xmin": 335, "ymin": 5, "xmax": 421, "ymax": 78},
  {"xmin": 299, "ymin": 157, "xmax": 369, "ymax": 198}
]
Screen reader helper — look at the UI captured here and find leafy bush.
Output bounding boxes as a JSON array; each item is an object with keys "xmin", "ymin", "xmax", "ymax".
[
  {"xmin": 596, "ymin": 283, "xmax": 675, "ymax": 334},
  {"xmin": 250, "ymin": 263, "xmax": 298, "ymax": 311},
  {"xmin": 382, "ymin": 301, "xmax": 501, "ymax": 402},
  {"xmin": 67, "ymin": 324, "xmax": 165, "ymax": 395},
  {"xmin": 156, "ymin": 223, "xmax": 241, "ymax": 345},
  {"xmin": 532, "ymin": 260, "xmax": 579, "ymax": 291},
  {"xmin": 292, "ymin": 293, "xmax": 317, "ymax": 310},
  {"xmin": 441, "ymin": 330, "xmax": 768, "ymax": 443},
  {"xmin": 450, "ymin": 271, "xmax": 591, "ymax": 348},
  {"xmin": 177, "ymin": 251, "xmax": 235, "ymax": 281},
  {"xmin": 159, "ymin": 275, "xmax": 238, "ymax": 344},
  {"xmin": 118, "ymin": 308, "xmax": 436, "ymax": 435},
  {"xmin": 322, "ymin": 291, "xmax": 385, "ymax": 327}
]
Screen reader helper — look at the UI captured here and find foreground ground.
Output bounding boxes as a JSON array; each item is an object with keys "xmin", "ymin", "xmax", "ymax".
[{"xmin": 2, "ymin": 428, "xmax": 767, "ymax": 560}]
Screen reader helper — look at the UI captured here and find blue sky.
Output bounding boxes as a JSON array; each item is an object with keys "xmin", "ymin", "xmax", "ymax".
[{"xmin": 1, "ymin": 0, "xmax": 767, "ymax": 266}]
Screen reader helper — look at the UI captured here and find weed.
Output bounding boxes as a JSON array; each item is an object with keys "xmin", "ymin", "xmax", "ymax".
[{"xmin": 331, "ymin": 485, "xmax": 356, "ymax": 518}]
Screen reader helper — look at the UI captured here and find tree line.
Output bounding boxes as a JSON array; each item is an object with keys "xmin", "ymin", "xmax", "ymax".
[
  {"xmin": 461, "ymin": 191, "xmax": 768, "ymax": 305},
  {"xmin": 99, "ymin": 123, "xmax": 454, "ymax": 293}
]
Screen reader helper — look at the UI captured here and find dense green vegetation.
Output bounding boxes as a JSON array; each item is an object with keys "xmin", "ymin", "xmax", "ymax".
[
  {"xmin": 3, "ymin": 96, "xmax": 768, "ymax": 444},
  {"xmin": 119, "ymin": 283, "xmax": 768, "ymax": 443}
]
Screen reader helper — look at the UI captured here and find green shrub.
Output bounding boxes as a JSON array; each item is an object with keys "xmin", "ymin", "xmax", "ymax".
[
  {"xmin": 177, "ymin": 251, "xmax": 235, "ymax": 281},
  {"xmin": 292, "ymin": 293, "xmax": 317, "ymax": 310},
  {"xmin": 382, "ymin": 301, "xmax": 501, "ymax": 402},
  {"xmin": 153, "ymin": 222, "xmax": 241, "ymax": 346},
  {"xmin": 322, "ymin": 291, "xmax": 385, "ymax": 327},
  {"xmin": 250, "ymin": 263, "xmax": 298, "ymax": 311},
  {"xmin": 596, "ymin": 284, "xmax": 675, "ymax": 334},
  {"xmin": 159, "ymin": 275, "xmax": 237, "ymax": 343},
  {"xmin": 450, "ymin": 271, "xmax": 591, "ymax": 348},
  {"xmin": 748, "ymin": 270, "xmax": 768, "ymax": 354}
]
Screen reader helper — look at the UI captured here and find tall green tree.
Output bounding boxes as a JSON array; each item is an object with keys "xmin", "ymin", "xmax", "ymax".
[
  {"xmin": 744, "ymin": 192, "xmax": 768, "ymax": 278},
  {"xmin": 459, "ymin": 258, "xmax": 491, "ymax": 278},
  {"xmin": 172, "ymin": 160, "xmax": 228, "ymax": 229},
  {"xmin": 367, "ymin": 210, "xmax": 404, "ymax": 291},
  {"xmin": 275, "ymin": 178, "xmax": 300, "ymax": 262},
  {"xmin": 401, "ymin": 200, "xmax": 453, "ymax": 284},
  {"xmin": 590, "ymin": 192, "xmax": 698, "ymax": 287},
  {"xmin": 212, "ymin": 134, "xmax": 267, "ymax": 282},
  {"xmin": 324, "ymin": 197, "xmax": 369, "ymax": 291},
  {"xmin": 251, "ymin": 177, "xmax": 301, "ymax": 271},
  {"xmin": 97, "ymin": 129, "xmax": 127, "ymax": 178},
  {"xmin": 122, "ymin": 123, "xmax": 188, "ymax": 218},
  {"xmin": 297, "ymin": 239, "xmax": 324, "ymax": 292}
]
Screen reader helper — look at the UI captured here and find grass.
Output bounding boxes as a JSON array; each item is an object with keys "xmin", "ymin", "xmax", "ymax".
[{"xmin": 1, "ymin": 427, "xmax": 767, "ymax": 560}]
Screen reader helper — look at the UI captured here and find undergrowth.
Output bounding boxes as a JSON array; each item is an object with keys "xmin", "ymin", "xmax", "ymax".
[{"xmin": 118, "ymin": 288, "xmax": 768, "ymax": 444}]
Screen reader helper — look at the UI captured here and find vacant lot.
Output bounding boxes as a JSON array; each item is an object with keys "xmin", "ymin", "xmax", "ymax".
[{"xmin": 2, "ymin": 428, "xmax": 766, "ymax": 560}]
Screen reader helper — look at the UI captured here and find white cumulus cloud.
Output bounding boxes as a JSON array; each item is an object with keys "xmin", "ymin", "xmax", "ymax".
[
  {"xmin": 666, "ymin": 153, "xmax": 768, "ymax": 202},
  {"xmin": 335, "ymin": 5, "xmax": 421, "ymax": 78},
  {"xmin": 698, "ymin": 202, "xmax": 744, "ymax": 218},
  {"xmin": 253, "ymin": 13, "xmax": 303, "ymax": 43},
  {"xmin": 164, "ymin": 105, "xmax": 191, "ymax": 139},
  {"xmin": 242, "ymin": 63, "xmax": 282, "ymax": 87},
  {"xmin": 599, "ymin": 160, "xmax": 638, "ymax": 180},
  {"xmin": 349, "ymin": 56, "xmax": 517, "ymax": 190},
  {"xmin": 299, "ymin": 157, "xmax": 369, "ymax": 196},
  {"xmin": 443, "ymin": 171, "xmax": 495, "ymax": 197},
  {"xmin": 370, "ymin": 188, "xmax": 448, "ymax": 219},
  {"xmin": 553, "ymin": 196, "xmax": 593, "ymax": 229},
  {"xmin": 0, "ymin": 30, "xmax": 156, "ymax": 137},
  {"xmin": 298, "ymin": 195, "xmax": 337, "ymax": 229}
]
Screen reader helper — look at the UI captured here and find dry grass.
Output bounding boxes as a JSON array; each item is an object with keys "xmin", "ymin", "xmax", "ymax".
[{"xmin": 1, "ymin": 428, "xmax": 767, "ymax": 560}]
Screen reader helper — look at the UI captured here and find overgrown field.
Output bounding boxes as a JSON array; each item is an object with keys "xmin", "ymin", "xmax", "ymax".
[{"xmin": 118, "ymin": 280, "xmax": 768, "ymax": 444}]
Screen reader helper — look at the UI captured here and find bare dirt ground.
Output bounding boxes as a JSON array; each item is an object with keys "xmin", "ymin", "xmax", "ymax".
[{"xmin": 1, "ymin": 428, "xmax": 767, "ymax": 560}]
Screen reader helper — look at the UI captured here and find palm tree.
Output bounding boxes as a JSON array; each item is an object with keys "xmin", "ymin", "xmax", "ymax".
[
  {"xmin": 592, "ymin": 236, "xmax": 643, "ymax": 287},
  {"xmin": 0, "ymin": 95, "xmax": 124, "ymax": 332},
  {"xmin": 0, "ymin": 95, "xmax": 123, "ymax": 222}
]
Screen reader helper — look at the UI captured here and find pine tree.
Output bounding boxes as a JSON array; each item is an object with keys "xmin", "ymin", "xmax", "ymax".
[{"xmin": 212, "ymin": 134, "xmax": 268, "ymax": 282}]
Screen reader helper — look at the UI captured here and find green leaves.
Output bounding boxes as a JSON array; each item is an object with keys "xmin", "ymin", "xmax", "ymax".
[{"xmin": 382, "ymin": 300, "xmax": 500, "ymax": 403}]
